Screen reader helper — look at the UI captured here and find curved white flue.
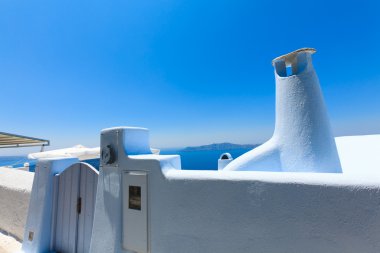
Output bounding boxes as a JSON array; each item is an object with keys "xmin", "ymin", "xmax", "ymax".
[{"xmin": 225, "ymin": 48, "xmax": 342, "ymax": 173}]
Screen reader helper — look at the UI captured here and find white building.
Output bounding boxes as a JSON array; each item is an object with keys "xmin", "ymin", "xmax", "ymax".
[{"xmin": 17, "ymin": 48, "xmax": 380, "ymax": 253}]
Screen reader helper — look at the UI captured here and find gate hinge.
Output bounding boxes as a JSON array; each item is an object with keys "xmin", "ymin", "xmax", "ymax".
[{"xmin": 77, "ymin": 197, "xmax": 82, "ymax": 214}]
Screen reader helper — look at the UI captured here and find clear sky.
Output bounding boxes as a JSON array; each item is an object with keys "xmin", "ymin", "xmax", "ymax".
[{"xmin": 1, "ymin": 0, "xmax": 380, "ymax": 154}]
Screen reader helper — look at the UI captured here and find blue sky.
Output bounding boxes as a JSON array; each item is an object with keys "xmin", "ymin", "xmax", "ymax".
[{"xmin": 1, "ymin": 0, "xmax": 380, "ymax": 154}]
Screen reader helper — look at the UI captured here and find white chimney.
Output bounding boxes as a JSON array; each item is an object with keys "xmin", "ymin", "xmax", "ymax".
[
  {"xmin": 225, "ymin": 48, "xmax": 342, "ymax": 173},
  {"xmin": 218, "ymin": 153, "xmax": 233, "ymax": 170}
]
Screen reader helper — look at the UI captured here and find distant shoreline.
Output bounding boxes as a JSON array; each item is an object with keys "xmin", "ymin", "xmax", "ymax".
[{"xmin": 182, "ymin": 143, "xmax": 259, "ymax": 152}]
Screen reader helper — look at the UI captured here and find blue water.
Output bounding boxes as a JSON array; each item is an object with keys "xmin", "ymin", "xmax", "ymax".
[
  {"xmin": 0, "ymin": 156, "xmax": 34, "ymax": 168},
  {"xmin": 161, "ymin": 148, "xmax": 251, "ymax": 170},
  {"xmin": 0, "ymin": 148, "xmax": 252, "ymax": 171}
]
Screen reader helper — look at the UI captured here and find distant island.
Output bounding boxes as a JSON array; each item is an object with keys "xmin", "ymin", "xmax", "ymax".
[{"xmin": 182, "ymin": 142, "xmax": 259, "ymax": 152}]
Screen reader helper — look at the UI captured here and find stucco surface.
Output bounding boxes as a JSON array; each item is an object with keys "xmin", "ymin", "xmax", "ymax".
[
  {"xmin": 0, "ymin": 134, "xmax": 379, "ymax": 253},
  {"xmin": 0, "ymin": 232, "xmax": 21, "ymax": 253},
  {"xmin": 225, "ymin": 50, "xmax": 341, "ymax": 173},
  {"xmin": 336, "ymin": 134, "xmax": 380, "ymax": 177},
  {"xmin": 90, "ymin": 127, "xmax": 380, "ymax": 253},
  {"xmin": 0, "ymin": 167, "xmax": 33, "ymax": 241}
]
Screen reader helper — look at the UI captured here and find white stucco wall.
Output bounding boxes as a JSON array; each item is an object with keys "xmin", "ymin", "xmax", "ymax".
[
  {"xmin": 90, "ymin": 127, "xmax": 380, "ymax": 253},
  {"xmin": 336, "ymin": 134, "xmax": 380, "ymax": 177},
  {"xmin": 0, "ymin": 167, "xmax": 33, "ymax": 241},
  {"xmin": 0, "ymin": 132, "xmax": 378, "ymax": 253},
  {"xmin": 158, "ymin": 172, "xmax": 380, "ymax": 253},
  {"xmin": 153, "ymin": 135, "xmax": 380, "ymax": 253},
  {"xmin": 92, "ymin": 154, "xmax": 380, "ymax": 253}
]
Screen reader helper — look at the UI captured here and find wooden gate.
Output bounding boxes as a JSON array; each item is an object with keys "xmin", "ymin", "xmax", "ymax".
[{"xmin": 51, "ymin": 163, "xmax": 99, "ymax": 253}]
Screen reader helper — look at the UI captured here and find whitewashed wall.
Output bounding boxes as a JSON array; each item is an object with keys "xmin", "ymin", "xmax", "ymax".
[
  {"xmin": 0, "ymin": 167, "xmax": 33, "ymax": 241},
  {"xmin": 90, "ymin": 127, "xmax": 380, "ymax": 253},
  {"xmin": 91, "ymin": 154, "xmax": 380, "ymax": 253},
  {"xmin": 157, "ymin": 171, "xmax": 380, "ymax": 253}
]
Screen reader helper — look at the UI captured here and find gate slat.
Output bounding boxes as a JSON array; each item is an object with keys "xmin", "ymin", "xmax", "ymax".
[
  {"xmin": 77, "ymin": 164, "xmax": 98, "ymax": 253},
  {"xmin": 55, "ymin": 172, "xmax": 65, "ymax": 250},
  {"xmin": 85, "ymin": 168, "xmax": 96, "ymax": 252},
  {"xmin": 77, "ymin": 165, "xmax": 86, "ymax": 253},
  {"xmin": 69, "ymin": 166, "xmax": 80, "ymax": 252}
]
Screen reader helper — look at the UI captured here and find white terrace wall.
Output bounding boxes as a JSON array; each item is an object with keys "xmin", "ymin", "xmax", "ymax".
[
  {"xmin": 90, "ymin": 127, "xmax": 380, "ymax": 253},
  {"xmin": 158, "ymin": 171, "xmax": 380, "ymax": 253},
  {"xmin": 0, "ymin": 167, "xmax": 33, "ymax": 241},
  {"xmin": 92, "ymin": 159, "xmax": 380, "ymax": 253}
]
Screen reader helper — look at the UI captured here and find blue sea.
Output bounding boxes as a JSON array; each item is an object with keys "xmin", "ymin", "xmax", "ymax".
[
  {"xmin": 0, "ymin": 148, "xmax": 252, "ymax": 171},
  {"xmin": 0, "ymin": 156, "xmax": 34, "ymax": 168},
  {"xmin": 160, "ymin": 148, "xmax": 252, "ymax": 170}
]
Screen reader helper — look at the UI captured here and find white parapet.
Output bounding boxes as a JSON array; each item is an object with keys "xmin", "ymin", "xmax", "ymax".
[
  {"xmin": 90, "ymin": 126, "xmax": 380, "ymax": 253},
  {"xmin": 225, "ymin": 48, "xmax": 342, "ymax": 173},
  {"xmin": 0, "ymin": 167, "xmax": 33, "ymax": 241}
]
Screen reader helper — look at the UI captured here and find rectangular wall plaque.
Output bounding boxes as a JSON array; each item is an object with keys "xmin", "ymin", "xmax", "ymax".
[
  {"xmin": 129, "ymin": 186, "xmax": 141, "ymax": 210},
  {"xmin": 123, "ymin": 172, "xmax": 148, "ymax": 253}
]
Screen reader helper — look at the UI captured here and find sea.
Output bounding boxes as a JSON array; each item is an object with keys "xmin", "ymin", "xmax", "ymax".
[{"xmin": 0, "ymin": 148, "xmax": 252, "ymax": 171}]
